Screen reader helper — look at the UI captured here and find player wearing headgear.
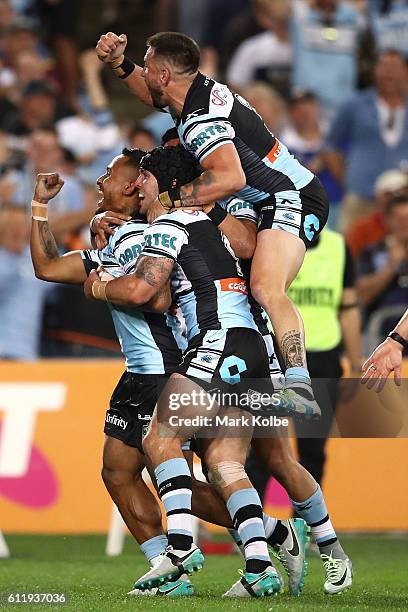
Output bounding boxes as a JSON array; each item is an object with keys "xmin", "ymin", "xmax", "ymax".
[
  {"xmin": 95, "ymin": 30, "xmax": 329, "ymax": 421},
  {"xmin": 30, "ymin": 146, "xmax": 307, "ymax": 598},
  {"xmin": 85, "ymin": 144, "xmax": 286, "ymax": 597}
]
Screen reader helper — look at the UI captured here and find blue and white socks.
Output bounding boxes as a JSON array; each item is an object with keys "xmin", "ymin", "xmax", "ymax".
[
  {"xmin": 291, "ymin": 486, "xmax": 346, "ymax": 559},
  {"xmin": 155, "ymin": 458, "xmax": 193, "ymax": 551},
  {"xmin": 285, "ymin": 366, "xmax": 314, "ymax": 401},
  {"xmin": 140, "ymin": 534, "xmax": 168, "ymax": 566},
  {"xmin": 227, "ymin": 488, "xmax": 271, "ymax": 573}
]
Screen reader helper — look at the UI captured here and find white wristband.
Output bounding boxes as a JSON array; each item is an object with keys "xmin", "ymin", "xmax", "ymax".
[{"xmin": 32, "ymin": 199, "xmax": 48, "ymax": 221}]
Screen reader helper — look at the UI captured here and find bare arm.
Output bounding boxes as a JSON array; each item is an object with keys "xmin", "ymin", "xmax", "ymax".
[
  {"xmin": 338, "ymin": 287, "xmax": 362, "ymax": 373},
  {"xmin": 30, "ymin": 173, "xmax": 88, "ymax": 284},
  {"xmin": 84, "ymin": 255, "xmax": 174, "ymax": 307},
  {"xmin": 357, "ymin": 241, "xmax": 405, "ymax": 306},
  {"xmin": 95, "ymin": 32, "xmax": 153, "ymax": 107},
  {"xmin": 361, "ymin": 307, "xmax": 408, "ymax": 392},
  {"xmin": 356, "ymin": 262, "xmax": 397, "ymax": 306},
  {"xmin": 321, "ymin": 150, "xmax": 345, "ymax": 185},
  {"xmin": 217, "ymin": 216, "xmax": 257, "ymax": 259},
  {"xmin": 179, "ymin": 145, "xmax": 246, "ymax": 207}
]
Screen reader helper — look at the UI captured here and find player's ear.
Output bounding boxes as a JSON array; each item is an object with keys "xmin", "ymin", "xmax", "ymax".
[
  {"xmin": 123, "ymin": 180, "xmax": 138, "ymax": 196},
  {"xmin": 160, "ymin": 65, "xmax": 171, "ymax": 86}
]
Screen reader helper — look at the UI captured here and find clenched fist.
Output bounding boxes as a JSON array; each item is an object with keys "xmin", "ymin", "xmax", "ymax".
[
  {"xmin": 34, "ymin": 173, "xmax": 64, "ymax": 202},
  {"xmin": 96, "ymin": 32, "xmax": 128, "ymax": 64}
]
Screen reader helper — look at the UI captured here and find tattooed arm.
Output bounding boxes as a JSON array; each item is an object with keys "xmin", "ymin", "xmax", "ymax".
[
  {"xmin": 30, "ymin": 173, "xmax": 88, "ymax": 284},
  {"xmin": 88, "ymin": 255, "xmax": 175, "ymax": 307},
  {"xmin": 180, "ymin": 144, "xmax": 246, "ymax": 207}
]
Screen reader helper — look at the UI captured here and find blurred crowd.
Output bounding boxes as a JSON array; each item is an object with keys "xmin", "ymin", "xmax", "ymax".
[{"xmin": 0, "ymin": 0, "xmax": 407, "ymax": 360}]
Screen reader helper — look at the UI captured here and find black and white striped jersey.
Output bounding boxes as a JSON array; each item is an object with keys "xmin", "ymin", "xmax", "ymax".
[
  {"xmin": 141, "ymin": 209, "xmax": 258, "ymax": 343},
  {"xmin": 170, "ymin": 72, "xmax": 314, "ymax": 202},
  {"xmin": 81, "ymin": 217, "xmax": 184, "ymax": 374}
]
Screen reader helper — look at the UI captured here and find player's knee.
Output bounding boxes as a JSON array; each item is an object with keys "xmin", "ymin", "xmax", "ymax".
[
  {"xmin": 267, "ymin": 451, "xmax": 297, "ymax": 479},
  {"xmin": 250, "ymin": 278, "xmax": 284, "ymax": 309},
  {"xmin": 207, "ymin": 461, "xmax": 247, "ymax": 488},
  {"xmin": 101, "ymin": 464, "xmax": 131, "ymax": 491}
]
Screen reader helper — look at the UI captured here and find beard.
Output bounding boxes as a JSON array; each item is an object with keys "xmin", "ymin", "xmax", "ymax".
[{"xmin": 148, "ymin": 85, "xmax": 167, "ymax": 109}]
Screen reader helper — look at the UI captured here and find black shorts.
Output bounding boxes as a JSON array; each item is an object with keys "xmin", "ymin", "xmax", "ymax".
[
  {"xmin": 105, "ymin": 372, "xmax": 161, "ymax": 452},
  {"xmin": 179, "ymin": 327, "xmax": 273, "ymax": 401},
  {"xmin": 257, "ymin": 176, "xmax": 329, "ymax": 248}
]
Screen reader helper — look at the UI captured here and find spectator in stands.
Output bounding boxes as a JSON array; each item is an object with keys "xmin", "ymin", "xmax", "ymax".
[
  {"xmin": 0, "ymin": 79, "xmax": 57, "ymax": 138},
  {"xmin": 38, "ymin": 0, "xmax": 81, "ymax": 112},
  {"xmin": 0, "ymin": 205, "xmax": 47, "ymax": 359},
  {"xmin": 1, "ymin": 129, "xmax": 90, "ymax": 246},
  {"xmin": 368, "ymin": 0, "xmax": 408, "ymax": 58},
  {"xmin": 127, "ymin": 123, "xmax": 156, "ymax": 151},
  {"xmin": 280, "ymin": 90, "xmax": 343, "ymax": 227},
  {"xmin": 226, "ymin": 0, "xmax": 292, "ymax": 96},
  {"xmin": 356, "ymin": 193, "xmax": 408, "ymax": 339},
  {"xmin": 241, "ymin": 82, "xmax": 286, "ymax": 136},
  {"xmin": 292, "ymin": 0, "xmax": 363, "ymax": 115},
  {"xmin": 201, "ymin": 0, "xmax": 286, "ymax": 80},
  {"xmin": 346, "ymin": 169, "xmax": 408, "ymax": 258},
  {"xmin": 56, "ymin": 49, "xmax": 123, "ymax": 187},
  {"xmin": 325, "ymin": 50, "xmax": 408, "ymax": 231}
]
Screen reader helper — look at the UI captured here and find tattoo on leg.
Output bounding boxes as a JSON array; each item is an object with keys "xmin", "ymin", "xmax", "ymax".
[
  {"xmin": 281, "ymin": 330, "xmax": 305, "ymax": 368},
  {"xmin": 38, "ymin": 221, "xmax": 59, "ymax": 259}
]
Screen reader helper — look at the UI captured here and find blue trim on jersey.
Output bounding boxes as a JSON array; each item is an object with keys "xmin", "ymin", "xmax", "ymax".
[
  {"xmin": 235, "ymin": 184, "xmax": 270, "ymax": 203},
  {"xmin": 215, "ymin": 285, "xmax": 258, "ymax": 332},
  {"xmin": 166, "ymin": 312, "xmax": 188, "ymax": 352},
  {"xmin": 263, "ymin": 143, "xmax": 313, "ymax": 190},
  {"xmin": 177, "ymin": 291, "xmax": 200, "ymax": 343},
  {"xmin": 110, "ymin": 307, "xmax": 166, "ymax": 374}
]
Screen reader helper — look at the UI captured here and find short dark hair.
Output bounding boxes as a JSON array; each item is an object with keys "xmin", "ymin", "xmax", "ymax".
[
  {"xmin": 161, "ymin": 127, "xmax": 180, "ymax": 146},
  {"xmin": 128, "ymin": 123, "xmax": 155, "ymax": 141},
  {"xmin": 146, "ymin": 32, "xmax": 200, "ymax": 75},
  {"xmin": 386, "ymin": 192, "xmax": 408, "ymax": 215},
  {"xmin": 122, "ymin": 147, "xmax": 146, "ymax": 170}
]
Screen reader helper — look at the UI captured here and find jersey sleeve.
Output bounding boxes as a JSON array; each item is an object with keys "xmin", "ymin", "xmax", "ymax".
[
  {"xmin": 182, "ymin": 119, "xmax": 235, "ymax": 163},
  {"xmin": 110, "ymin": 225, "xmax": 146, "ymax": 274},
  {"xmin": 141, "ymin": 218, "xmax": 188, "ymax": 261},
  {"xmin": 222, "ymin": 196, "xmax": 258, "ymax": 224},
  {"xmin": 80, "ymin": 249, "xmax": 101, "ymax": 274}
]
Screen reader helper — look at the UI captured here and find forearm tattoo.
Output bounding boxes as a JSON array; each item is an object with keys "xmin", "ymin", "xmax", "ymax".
[
  {"xmin": 38, "ymin": 221, "xmax": 59, "ymax": 259},
  {"xmin": 281, "ymin": 330, "xmax": 305, "ymax": 369},
  {"xmin": 180, "ymin": 171, "xmax": 215, "ymax": 207},
  {"xmin": 135, "ymin": 255, "xmax": 174, "ymax": 288}
]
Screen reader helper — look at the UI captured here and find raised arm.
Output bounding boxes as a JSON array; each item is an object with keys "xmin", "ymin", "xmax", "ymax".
[
  {"xmin": 95, "ymin": 32, "xmax": 154, "ymax": 107},
  {"xmin": 30, "ymin": 173, "xmax": 88, "ymax": 284}
]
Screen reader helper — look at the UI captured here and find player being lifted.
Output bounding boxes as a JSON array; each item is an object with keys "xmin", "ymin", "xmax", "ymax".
[
  {"xmin": 83, "ymin": 144, "xmax": 352, "ymax": 596},
  {"xmin": 90, "ymin": 142, "xmax": 352, "ymax": 596},
  {"xmin": 30, "ymin": 147, "xmax": 310, "ymax": 598},
  {"xmin": 95, "ymin": 31, "xmax": 329, "ymax": 417}
]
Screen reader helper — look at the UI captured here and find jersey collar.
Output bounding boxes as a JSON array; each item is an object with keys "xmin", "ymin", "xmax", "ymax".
[{"xmin": 180, "ymin": 71, "xmax": 209, "ymax": 122}]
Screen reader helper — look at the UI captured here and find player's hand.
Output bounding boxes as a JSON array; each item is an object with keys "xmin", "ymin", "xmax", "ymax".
[
  {"xmin": 84, "ymin": 269, "xmax": 99, "ymax": 300},
  {"xmin": 90, "ymin": 211, "xmax": 130, "ymax": 249},
  {"xmin": 95, "ymin": 32, "xmax": 127, "ymax": 64},
  {"xmin": 361, "ymin": 337, "xmax": 403, "ymax": 393},
  {"xmin": 34, "ymin": 173, "xmax": 64, "ymax": 202}
]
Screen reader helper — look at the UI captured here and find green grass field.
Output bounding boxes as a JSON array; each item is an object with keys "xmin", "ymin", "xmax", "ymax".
[{"xmin": 1, "ymin": 535, "xmax": 407, "ymax": 611}]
